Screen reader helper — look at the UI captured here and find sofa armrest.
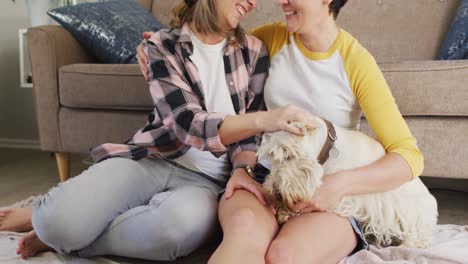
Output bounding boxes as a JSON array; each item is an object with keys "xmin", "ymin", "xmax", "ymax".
[
  {"xmin": 380, "ymin": 60, "xmax": 468, "ymax": 116},
  {"xmin": 28, "ymin": 25, "xmax": 97, "ymax": 152}
]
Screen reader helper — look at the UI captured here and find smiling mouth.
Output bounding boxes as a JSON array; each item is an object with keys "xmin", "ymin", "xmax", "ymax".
[
  {"xmin": 237, "ymin": 4, "xmax": 247, "ymax": 16},
  {"xmin": 285, "ymin": 11, "xmax": 297, "ymax": 16}
]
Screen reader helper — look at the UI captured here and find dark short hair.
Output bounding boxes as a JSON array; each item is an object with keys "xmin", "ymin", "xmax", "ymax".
[{"xmin": 329, "ymin": 0, "xmax": 348, "ymax": 19}]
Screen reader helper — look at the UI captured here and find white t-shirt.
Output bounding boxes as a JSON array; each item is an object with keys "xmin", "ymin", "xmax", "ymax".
[
  {"xmin": 252, "ymin": 23, "xmax": 422, "ymax": 177},
  {"xmin": 173, "ymin": 30, "xmax": 236, "ymax": 181}
]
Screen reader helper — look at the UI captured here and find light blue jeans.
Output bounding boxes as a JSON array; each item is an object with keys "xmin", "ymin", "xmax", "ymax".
[{"xmin": 31, "ymin": 157, "xmax": 223, "ymax": 261}]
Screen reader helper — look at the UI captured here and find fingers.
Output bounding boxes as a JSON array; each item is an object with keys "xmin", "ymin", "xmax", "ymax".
[
  {"xmin": 302, "ymin": 117, "xmax": 319, "ymax": 129},
  {"xmin": 263, "ymin": 194, "xmax": 277, "ymax": 215},
  {"xmin": 240, "ymin": 182, "xmax": 267, "ymax": 206},
  {"xmin": 293, "ymin": 200, "xmax": 325, "ymax": 214},
  {"xmin": 0, "ymin": 209, "xmax": 11, "ymax": 216},
  {"xmin": 275, "ymin": 105, "xmax": 319, "ymax": 133},
  {"xmin": 284, "ymin": 123, "xmax": 304, "ymax": 136},
  {"xmin": 142, "ymin": 31, "xmax": 154, "ymax": 39},
  {"xmin": 269, "ymin": 205, "xmax": 277, "ymax": 215},
  {"xmin": 293, "ymin": 201, "xmax": 316, "ymax": 212},
  {"xmin": 137, "ymin": 59, "xmax": 148, "ymax": 81},
  {"xmin": 299, "ymin": 205, "xmax": 317, "ymax": 214},
  {"xmin": 224, "ymin": 178, "xmax": 268, "ymax": 207},
  {"xmin": 224, "ymin": 184, "xmax": 235, "ymax": 200},
  {"xmin": 136, "ymin": 44, "xmax": 149, "ymax": 81},
  {"xmin": 137, "ymin": 45, "xmax": 147, "ymax": 64},
  {"xmin": 293, "ymin": 108, "xmax": 319, "ymax": 128},
  {"xmin": 292, "ymin": 201, "xmax": 306, "ymax": 212}
]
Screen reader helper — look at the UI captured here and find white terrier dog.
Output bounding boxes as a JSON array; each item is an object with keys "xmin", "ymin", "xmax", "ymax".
[{"xmin": 257, "ymin": 119, "xmax": 438, "ymax": 248}]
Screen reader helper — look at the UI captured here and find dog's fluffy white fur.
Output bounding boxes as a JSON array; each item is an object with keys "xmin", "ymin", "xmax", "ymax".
[{"xmin": 257, "ymin": 120, "xmax": 438, "ymax": 248}]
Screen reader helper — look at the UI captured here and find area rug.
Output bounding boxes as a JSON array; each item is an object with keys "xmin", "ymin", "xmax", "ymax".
[
  {"xmin": 0, "ymin": 196, "xmax": 174, "ymax": 264},
  {"xmin": 2, "ymin": 196, "xmax": 468, "ymax": 264}
]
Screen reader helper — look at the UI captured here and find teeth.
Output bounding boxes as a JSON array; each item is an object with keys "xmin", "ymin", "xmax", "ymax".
[
  {"xmin": 237, "ymin": 5, "xmax": 245, "ymax": 16},
  {"xmin": 285, "ymin": 11, "xmax": 296, "ymax": 16}
]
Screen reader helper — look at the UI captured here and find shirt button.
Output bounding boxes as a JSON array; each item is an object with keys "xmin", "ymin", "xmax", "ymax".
[{"xmin": 229, "ymin": 81, "xmax": 234, "ymax": 86}]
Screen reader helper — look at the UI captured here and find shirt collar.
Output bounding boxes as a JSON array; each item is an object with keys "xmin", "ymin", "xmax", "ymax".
[{"xmin": 176, "ymin": 23, "xmax": 247, "ymax": 50}]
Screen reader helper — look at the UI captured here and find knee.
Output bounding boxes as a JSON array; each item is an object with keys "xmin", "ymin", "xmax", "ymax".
[
  {"xmin": 223, "ymin": 207, "xmax": 259, "ymax": 235},
  {"xmin": 265, "ymin": 241, "xmax": 295, "ymax": 264},
  {"xmin": 221, "ymin": 207, "xmax": 276, "ymax": 253},
  {"xmin": 148, "ymin": 215, "xmax": 218, "ymax": 260},
  {"xmin": 32, "ymin": 204, "xmax": 91, "ymax": 252}
]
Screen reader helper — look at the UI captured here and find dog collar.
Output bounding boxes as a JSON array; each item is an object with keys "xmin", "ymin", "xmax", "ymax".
[{"xmin": 317, "ymin": 119, "xmax": 337, "ymax": 165}]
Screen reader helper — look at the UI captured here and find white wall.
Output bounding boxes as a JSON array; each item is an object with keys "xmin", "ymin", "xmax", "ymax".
[{"xmin": 0, "ymin": 0, "xmax": 39, "ymax": 148}]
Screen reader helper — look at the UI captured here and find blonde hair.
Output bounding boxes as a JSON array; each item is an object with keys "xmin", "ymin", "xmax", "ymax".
[{"xmin": 170, "ymin": 0, "xmax": 244, "ymax": 44}]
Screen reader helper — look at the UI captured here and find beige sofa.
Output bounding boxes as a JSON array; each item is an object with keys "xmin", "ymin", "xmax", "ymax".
[{"xmin": 29, "ymin": 0, "xmax": 468, "ymax": 183}]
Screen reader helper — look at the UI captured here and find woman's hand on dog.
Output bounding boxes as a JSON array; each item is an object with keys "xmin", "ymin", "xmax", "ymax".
[
  {"xmin": 257, "ymin": 105, "xmax": 319, "ymax": 136},
  {"xmin": 293, "ymin": 173, "xmax": 346, "ymax": 213}
]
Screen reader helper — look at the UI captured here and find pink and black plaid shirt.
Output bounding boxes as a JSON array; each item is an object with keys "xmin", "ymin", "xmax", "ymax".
[{"xmin": 90, "ymin": 23, "xmax": 269, "ymax": 165}]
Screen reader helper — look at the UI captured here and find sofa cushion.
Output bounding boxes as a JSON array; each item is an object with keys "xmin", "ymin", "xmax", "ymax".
[
  {"xmin": 57, "ymin": 108, "xmax": 468, "ymax": 179},
  {"xmin": 439, "ymin": 0, "xmax": 468, "ymax": 60},
  {"xmin": 380, "ymin": 60, "xmax": 468, "ymax": 116},
  {"xmin": 48, "ymin": 0, "xmax": 164, "ymax": 64},
  {"xmin": 60, "ymin": 60, "xmax": 468, "ymax": 116},
  {"xmin": 59, "ymin": 64, "xmax": 153, "ymax": 110},
  {"xmin": 360, "ymin": 117, "xmax": 468, "ymax": 179}
]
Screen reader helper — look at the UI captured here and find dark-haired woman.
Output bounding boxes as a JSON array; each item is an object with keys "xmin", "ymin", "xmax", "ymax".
[{"xmin": 208, "ymin": 0, "xmax": 424, "ymax": 263}]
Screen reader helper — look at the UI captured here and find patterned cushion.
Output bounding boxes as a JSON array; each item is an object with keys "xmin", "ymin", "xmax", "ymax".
[
  {"xmin": 48, "ymin": 0, "xmax": 164, "ymax": 64},
  {"xmin": 439, "ymin": 0, "xmax": 468, "ymax": 60}
]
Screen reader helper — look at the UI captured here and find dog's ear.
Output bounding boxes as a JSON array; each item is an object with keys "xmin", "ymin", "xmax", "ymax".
[
  {"xmin": 257, "ymin": 140, "xmax": 273, "ymax": 161},
  {"xmin": 270, "ymin": 144, "xmax": 301, "ymax": 161},
  {"xmin": 271, "ymin": 159, "xmax": 324, "ymax": 214},
  {"xmin": 258, "ymin": 140, "xmax": 300, "ymax": 162},
  {"xmin": 301, "ymin": 158, "xmax": 324, "ymax": 191}
]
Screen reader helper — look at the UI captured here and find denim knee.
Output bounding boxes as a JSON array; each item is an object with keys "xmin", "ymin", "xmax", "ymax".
[
  {"xmin": 146, "ymin": 209, "xmax": 218, "ymax": 260},
  {"xmin": 32, "ymin": 201, "xmax": 95, "ymax": 254}
]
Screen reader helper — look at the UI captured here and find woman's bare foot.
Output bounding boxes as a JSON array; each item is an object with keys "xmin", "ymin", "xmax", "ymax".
[
  {"xmin": 16, "ymin": 230, "xmax": 53, "ymax": 259},
  {"xmin": 0, "ymin": 207, "xmax": 33, "ymax": 232}
]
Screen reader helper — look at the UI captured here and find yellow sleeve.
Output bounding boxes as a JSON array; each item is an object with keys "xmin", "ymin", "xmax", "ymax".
[
  {"xmin": 344, "ymin": 44, "xmax": 424, "ymax": 178},
  {"xmin": 250, "ymin": 23, "xmax": 290, "ymax": 59}
]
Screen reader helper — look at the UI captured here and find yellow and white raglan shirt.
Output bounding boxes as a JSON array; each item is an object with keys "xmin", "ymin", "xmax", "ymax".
[{"xmin": 251, "ymin": 23, "xmax": 424, "ymax": 178}]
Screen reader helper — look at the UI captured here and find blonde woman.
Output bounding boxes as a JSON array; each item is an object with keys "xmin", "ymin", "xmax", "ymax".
[
  {"xmin": 214, "ymin": 0, "xmax": 423, "ymax": 263},
  {"xmin": 1, "ymin": 0, "xmax": 317, "ymax": 260}
]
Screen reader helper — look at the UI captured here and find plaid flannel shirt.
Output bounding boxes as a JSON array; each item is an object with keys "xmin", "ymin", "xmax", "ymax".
[{"xmin": 90, "ymin": 23, "xmax": 269, "ymax": 164}]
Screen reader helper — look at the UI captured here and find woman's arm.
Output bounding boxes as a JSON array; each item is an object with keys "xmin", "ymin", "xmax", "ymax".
[
  {"xmin": 338, "ymin": 49, "xmax": 423, "ymax": 196},
  {"xmin": 294, "ymin": 51, "xmax": 423, "ymax": 213},
  {"xmin": 293, "ymin": 152, "xmax": 413, "ymax": 213},
  {"xmin": 138, "ymin": 33, "xmax": 318, "ymax": 155},
  {"xmin": 219, "ymin": 106, "xmax": 318, "ymax": 146},
  {"xmin": 336, "ymin": 153, "xmax": 412, "ymax": 197}
]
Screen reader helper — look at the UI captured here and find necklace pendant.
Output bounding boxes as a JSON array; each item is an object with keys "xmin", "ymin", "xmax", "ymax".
[{"xmin": 329, "ymin": 147, "xmax": 340, "ymax": 159}]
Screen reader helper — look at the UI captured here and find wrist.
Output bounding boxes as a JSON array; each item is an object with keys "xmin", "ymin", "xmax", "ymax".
[
  {"xmin": 330, "ymin": 172, "xmax": 351, "ymax": 197},
  {"xmin": 231, "ymin": 168, "xmax": 248, "ymax": 178},
  {"xmin": 231, "ymin": 163, "xmax": 255, "ymax": 178},
  {"xmin": 253, "ymin": 111, "xmax": 266, "ymax": 132}
]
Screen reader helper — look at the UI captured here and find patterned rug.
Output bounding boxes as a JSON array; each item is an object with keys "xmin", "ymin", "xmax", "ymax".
[{"xmin": 3, "ymin": 196, "xmax": 468, "ymax": 264}]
